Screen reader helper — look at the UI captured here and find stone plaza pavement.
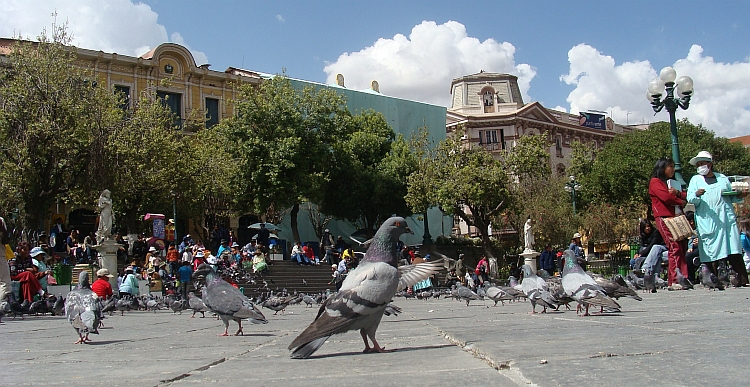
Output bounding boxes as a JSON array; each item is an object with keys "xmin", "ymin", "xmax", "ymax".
[{"xmin": 1, "ymin": 286, "xmax": 749, "ymax": 387}]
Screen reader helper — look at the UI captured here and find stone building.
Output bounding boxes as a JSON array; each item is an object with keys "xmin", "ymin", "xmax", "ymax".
[{"xmin": 446, "ymin": 71, "xmax": 634, "ymax": 238}]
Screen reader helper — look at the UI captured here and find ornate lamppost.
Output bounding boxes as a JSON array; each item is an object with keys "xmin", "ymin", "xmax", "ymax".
[
  {"xmin": 647, "ymin": 66, "xmax": 694, "ymax": 186},
  {"xmin": 563, "ymin": 175, "xmax": 581, "ymax": 215}
]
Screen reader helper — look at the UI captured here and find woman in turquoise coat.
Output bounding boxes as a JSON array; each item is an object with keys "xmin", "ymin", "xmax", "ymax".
[{"xmin": 686, "ymin": 151, "xmax": 748, "ymax": 287}]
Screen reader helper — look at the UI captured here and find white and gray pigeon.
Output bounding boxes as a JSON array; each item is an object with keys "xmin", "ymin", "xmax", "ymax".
[
  {"xmin": 484, "ymin": 284, "xmax": 515, "ymax": 306},
  {"xmin": 561, "ymin": 250, "xmax": 620, "ymax": 316},
  {"xmin": 288, "ymin": 216, "xmax": 442, "ymax": 358},
  {"xmin": 188, "ymin": 292, "xmax": 208, "ymax": 318},
  {"xmin": 64, "ymin": 271, "xmax": 101, "ymax": 344},
  {"xmin": 193, "ymin": 264, "xmax": 267, "ymax": 336},
  {"xmin": 520, "ymin": 264, "xmax": 557, "ymax": 313}
]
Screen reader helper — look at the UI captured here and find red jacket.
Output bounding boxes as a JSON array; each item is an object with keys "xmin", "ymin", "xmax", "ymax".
[
  {"xmin": 91, "ymin": 278, "xmax": 113, "ymax": 299},
  {"xmin": 649, "ymin": 177, "xmax": 686, "ymax": 217}
]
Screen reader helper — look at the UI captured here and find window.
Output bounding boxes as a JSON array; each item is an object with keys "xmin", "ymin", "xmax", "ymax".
[
  {"xmin": 499, "ymin": 129, "xmax": 505, "ymax": 150},
  {"xmin": 157, "ymin": 91, "xmax": 182, "ymax": 127},
  {"xmin": 205, "ymin": 97, "xmax": 219, "ymax": 128},
  {"xmin": 555, "ymin": 135, "xmax": 563, "ymax": 157},
  {"xmin": 483, "ymin": 90, "xmax": 494, "ymax": 106},
  {"xmin": 479, "ymin": 130, "xmax": 500, "ymax": 150},
  {"xmin": 113, "ymin": 85, "xmax": 130, "ymax": 110}
]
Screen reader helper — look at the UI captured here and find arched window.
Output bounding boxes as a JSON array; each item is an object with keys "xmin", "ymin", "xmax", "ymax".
[
  {"xmin": 556, "ymin": 163, "xmax": 566, "ymax": 177},
  {"xmin": 483, "ymin": 90, "xmax": 494, "ymax": 106}
]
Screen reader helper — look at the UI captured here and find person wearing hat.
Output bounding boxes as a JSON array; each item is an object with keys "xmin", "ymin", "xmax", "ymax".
[
  {"xmin": 569, "ymin": 233, "xmax": 587, "ymax": 270},
  {"xmin": 146, "ymin": 246, "xmax": 161, "ymax": 270},
  {"xmin": 147, "ymin": 267, "xmax": 163, "ymax": 293},
  {"xmin": 92, "ymin": 269, "xmax": 114, "ymax": 299},
  {"xmin": 30, "ymin": 246, "xmax": 52, "ymax": 292},
  {"xmin": 252, "ymin": 250, "xmax": 269, "ymax": 275},
  {"xmin": 687, "ymin": 151, "xmax": 749, "ymax": 287},
  {"xmin": 192, "ymin": 250, "xmax": 206, "ymax": 271},
  {"xmin": 118, "ymin": 266, "xmax": 139, "ymax": 298},
  {"xmin": 649, "ymin": 157, "xmax": 689, "ymax": 289},
  {"xmin": 216, "ymin": 239, "xmax": 230, "ymax": 261}
]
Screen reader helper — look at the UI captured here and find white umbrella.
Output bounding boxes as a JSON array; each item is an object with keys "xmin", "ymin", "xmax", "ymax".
[
  {"xmin": 252, "ymin": 233, "xmax": 279, "ymax": 240},
  {"xmin": 248, "ymin": 222, "xmax": 281, "ymax": 231}
]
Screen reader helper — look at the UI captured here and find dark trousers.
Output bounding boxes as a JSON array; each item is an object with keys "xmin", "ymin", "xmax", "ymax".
[{"xmin": 179, "ymin": 281, "xmax": 190, "ymax": 299}]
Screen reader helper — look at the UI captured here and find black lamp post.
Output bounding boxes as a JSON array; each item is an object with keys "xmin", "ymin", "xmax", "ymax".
[
  {"xmin": 647, "ymin": 66, "xmax": 694, "ymax": 186},
  {"xmin": 563, "ymin": 175, "xmax": 581, "ymax": 215}
]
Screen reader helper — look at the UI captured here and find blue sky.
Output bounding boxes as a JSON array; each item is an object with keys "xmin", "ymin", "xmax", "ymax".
[{"xmin": 2, "ymin": 0, "xmax": 750, "ymax": 137}]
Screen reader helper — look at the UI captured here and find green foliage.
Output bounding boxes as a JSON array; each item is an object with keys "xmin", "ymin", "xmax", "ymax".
[
  {"xmin": 0, "ymin": 26, "xmax": 123, "ymax": 227},
  {"xmin": 578, "ymin": 119, "xmax": 750, "ymax": 208},
  {"xmin": 321, "ymin": 111, "xmax": 415, "ymax": 235},
  {"xmin": 505, "ymin": 133, "xmax": 551, "ymax": 180}
]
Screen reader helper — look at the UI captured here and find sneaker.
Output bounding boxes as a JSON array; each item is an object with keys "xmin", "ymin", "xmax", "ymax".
[{"xmin": 668, "ymin": 284, "xmax": 683, "ymax": 291}]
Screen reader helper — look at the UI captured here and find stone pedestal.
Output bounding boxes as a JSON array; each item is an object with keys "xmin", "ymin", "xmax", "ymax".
[
  {"xmin": 96, "ymin": 239, "xmax": 121, "ymax": 290},
  {"xmin": 521, "ymin": 249, "xmax": 540, "ymax": 273}
]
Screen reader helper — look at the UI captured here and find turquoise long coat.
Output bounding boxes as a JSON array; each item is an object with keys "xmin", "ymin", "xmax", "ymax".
[{"xmin": 687, "ymin": 172, "xmax": 743, "ymax": 262}]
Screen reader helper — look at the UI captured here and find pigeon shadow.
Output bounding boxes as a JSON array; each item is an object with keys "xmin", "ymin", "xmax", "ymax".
[
  {"xmin": 87, "ymin": 340, "xmax": 131, "ymax": 345},
  {"xmin": 402, "ymin": 315, "xmax": 473, "ymax": 322},
  {"xmin": 306, "ymin": 344, "xmax": 454, "ymax": 359}
]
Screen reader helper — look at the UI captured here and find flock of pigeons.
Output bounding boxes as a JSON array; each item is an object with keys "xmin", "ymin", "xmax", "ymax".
[{"xmin": 0, "ymin": 216, "xmax": 732, "ymax": 355}]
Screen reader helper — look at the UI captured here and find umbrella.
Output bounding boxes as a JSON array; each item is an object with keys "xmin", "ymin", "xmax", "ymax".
[
  {"xmin": 252, "ymin": 233, "xmax": 279, "ymax": 240},
  {"xmin": 248, "ymin": 222, "xmax": 281, "ymax": 231}
]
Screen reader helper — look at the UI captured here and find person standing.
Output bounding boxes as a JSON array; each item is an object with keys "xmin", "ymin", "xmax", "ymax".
[
  {"xmin": 741, "ymin": 223, "xmax": 750, "ymax": 272},
  {"xmin": 539, "ymin": 244, "xmax": 556, "ymax": 275},
  {"xmin": 176, "ymin": 261, "xmax": 193, "ymax": 299},
  {"xmin": 569, "ymin": 233, "xmax": 587, "ymax": 271},
  {"xmin": 256, "ymin": 223, "xmax": 270, "ymax": 251},
  {"xmin": 649, "ymin": 157, "xmax": 688, "ymax": 289},
  {"xmin": 686, "ymin": 151, "xmax": 749, "ymax": 287},
  {"xmin": 166, "ymin": 243, "xmax": 180, "ymax": 275}
]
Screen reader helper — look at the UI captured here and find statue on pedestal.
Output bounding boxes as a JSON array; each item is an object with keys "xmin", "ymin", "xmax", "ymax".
[
  {"xmin": 523, "ymin": 215, "xmax": 534, "ymax": 252},
  {"xmin": 96, "ymin": 189, "xmax": 114, "ymax": 244}
]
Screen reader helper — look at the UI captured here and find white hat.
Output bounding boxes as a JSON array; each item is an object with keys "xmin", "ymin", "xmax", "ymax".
[
  {"xmin": 195, "ymin": 251, "xmax": 204, "ymax": 258},
  {"xmin": 97, "ymin": 268, "xmax": 114, "ymax": 278},
  {"xmin": 29, "ymin": 247, "xmax": 45, "ymax": 257},
  {"xmin": 689, "ymin": 151, "xmax": 713, "ymax": 166},
  {"xmin": 149, "ymin": 246, "xmax": 157, "ymax": 252},
  {"xmin": 573, "ymin": 232, "xmax": 582, "ymax": 239}
]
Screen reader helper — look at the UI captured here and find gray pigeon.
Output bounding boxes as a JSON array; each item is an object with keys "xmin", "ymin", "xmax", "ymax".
[
  {"xmin": 0, "ymin": 299, "xmax": 10, "ymax": 323},
  {"xmin": 699, "ymin": 264, "xmax": 721, "ymax": 290},
  {"xmin": 193, "ymin": 264, "xmax": 267, "ymax": 336},
  {"xmin": 485, "ymin": 285, "xmax": 514, "ymax": 306},
  {"xmin": 675, "ymin": 267, "xmax": 693, "ymax": 290},
  {"xmin": 520, "ymin": 265, "xmax": 557, "ymax": 313},
  {"xmin": 261, "ymin": 295, "xmax": 296, "ymax": 315},
  {"xmin": 544, "ymin": 276, "xmax": 573, "ymax": 310},
  {"xmin": 301, "ymin": 294, "xmax": 315, "ymax": 308},
  {"xmin": 64, "ymin": 272, "xmax": 101, "ymax": 344},
  {"xmin": 188, "ymin": 292, "xmax": 208, "ymax": 318},
  {"xmin": 288, "ymin": 216, "xmax": 442, "ymax": 358},
  {"xmin": 170, "ymin": 298, "xmax": 188, "ymax": 314},
  {"xmin": 457, "ymin": 285, "xmax": 483, "ymax": 306},
  {"xmin": 591, "ymin": 273, "xmax": 643, "ymax": 301},
  {"xmin": 383, "ymin": 303, "xmax": 402, "ymax": 316},
  {"xmin": 561, "ymin": 250, "xmax": 620, "ymax": 316},
  {"xmin": 53, "ymin": 295, "xmax": 66, "ymax": 316}
]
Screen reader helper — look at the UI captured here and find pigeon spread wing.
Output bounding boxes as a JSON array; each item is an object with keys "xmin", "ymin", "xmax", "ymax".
[
  {"xmin": 65, "ymin": 289, "xmax": 100, "ymax": 334},
  {"xmin": 397, "ymin": 260, "xmax": 443, "ymax": 291},
  {"xmin": 288, "ymin": 261, "xmax": 399, "ymax": 355}
]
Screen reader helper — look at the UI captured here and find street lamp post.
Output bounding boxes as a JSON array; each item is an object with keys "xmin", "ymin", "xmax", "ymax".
[
  {"xmin": 171, "ymin": 191, "xmax": 177, "ymax": 242},
  {"xmin": 647, "ymin": 66, "xmax": 694, "ymax": 186},
  {"xmin": 563, "ymin": 175, "xmax": 581, "ymax": 215}
]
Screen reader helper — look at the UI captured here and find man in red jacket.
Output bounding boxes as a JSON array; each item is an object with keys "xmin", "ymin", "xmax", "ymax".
[{"xmin": 91, "ymin": 268, "xmax": 114, "ymax": 299}]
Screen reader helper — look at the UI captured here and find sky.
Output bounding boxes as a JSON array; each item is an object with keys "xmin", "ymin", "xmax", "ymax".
[{"xmin": 1, "ymin": 0, "xmax": 749, "ymax": 138}]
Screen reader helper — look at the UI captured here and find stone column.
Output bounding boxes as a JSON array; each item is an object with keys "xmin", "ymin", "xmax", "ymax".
[
  {"xmin": 97, "ymin": 239, "xmax": 121, "ymax": 290},
  {"xmin": 521, "ymin": 250, "xmax": 540, "ymax": 273}
]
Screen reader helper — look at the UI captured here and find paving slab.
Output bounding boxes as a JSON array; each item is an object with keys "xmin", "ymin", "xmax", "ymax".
[{"xmin": 1, "ymin": 287, "xmax": 748, "ymax": 386}]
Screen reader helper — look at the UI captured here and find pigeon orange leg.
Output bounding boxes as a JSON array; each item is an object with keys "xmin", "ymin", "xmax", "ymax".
[{"xmin": 235, "ymin": 321, "xmax": 244, "ymax": 336}]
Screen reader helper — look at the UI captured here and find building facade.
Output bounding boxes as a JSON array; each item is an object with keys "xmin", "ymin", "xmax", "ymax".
[{"xmin": 446, "ymin": 71, "xmax": 634, "ymax": 238}]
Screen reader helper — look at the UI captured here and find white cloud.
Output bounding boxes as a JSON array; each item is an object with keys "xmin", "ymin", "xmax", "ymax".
[
  {"xmin": 561, "ymin": 43, "xmax": 750, "ymax": 138},
  {"xmin": 324, "ymin": 20, "xmax": 535, "ymax": 106},
  {"xmin": 276, "ymin": 14, "xmax": 285, "ymax": 23},
  {"xmin": 0, "ymin": 0, "xmax": 208, "ymax": 65}
]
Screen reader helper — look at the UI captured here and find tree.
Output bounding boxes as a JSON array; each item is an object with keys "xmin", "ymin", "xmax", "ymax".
[
  {"xmin": 321, "ymin": 111, "xmax": 416, "ymax": 237},
  {"xmin": 578, "ymin": 119, "xmax": 750, "ymax": 208},
  {"xmin": 220, "ymin": 74, "xmax": 353, "ymax": 243},
  {"xmin": 407, "ymin": 130, "xmax": 512, "ymax": 258},
  {"xmin": 0, "ymin": 26, "xmax": 122, "ymax": 228}
]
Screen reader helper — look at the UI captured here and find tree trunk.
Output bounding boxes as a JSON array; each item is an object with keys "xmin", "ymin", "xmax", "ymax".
[{"xmin": 290, "ymin": 202, "xmax": 300, "ymax": 243}]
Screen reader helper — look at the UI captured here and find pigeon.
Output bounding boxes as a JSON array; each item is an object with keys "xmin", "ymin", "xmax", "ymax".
[
  {"xmin": 302, "ymin": 294, "xmax": 315, "ymax": 308},
  {"xmin": 30, "ymin": 299, "xmax": 49, "ymax": 316},
  {"xmin": 188, "ymin": 292, "xmax": 208, "ymax": 318},
  {"xmin": 53, "ymin": 295, "xmax": 66, "ymax": 316},
  {"xmin": 193, "ymin": 264, "xmax": 267, "ymax": 336},
  {"xmin": 288, "ymin": 216, "xmax": 442, "ymax": 358},
  {"xmin": 591, "ymin": 273, "xmax": 643, "ymax": 301},
  {"xmin": 675, "ymin": 267, "xmax": 693, "ymax": 290},
  {"xmin": 520, "ymin": 265, "xmax": 557, "ymax": 313},
  {"xmin": 456, "ymin": 285, "xmax": 483, "ymax": 306},
  {"xmin": 170, "ymin": 298, "xmax": 188, "ymax": 314},
  {"xmin": 64, "ymin": 271, "xmax": 102, "ymax": 344},
  {"xmin": 115, "ymin": 296, "xmax": 134, "ymax": 316},
  {"xmin": 484, "ymin": 285, "xmax": 515, "ymax": 306},
  {"xmin": 544, "ymin": 276, "xmax": 573, "ymax": 310},
  {"xmin": 699, "ymin": 264, "xmax": 721, "ymax": 290},
  {"xmin": 146, "ymin": 299, "xmax": 162, "ymax": 313},
  {"xmin": 561, "ymin": 250, "xmax": 620, "ymax": 316},
  {"xmin": 383, "ymin": 303, "xmax": 402, "ymax": 316},
  {"xmin": 100, "ymin": 297, "xmax": 116, "ymax": 315},
  {"xmin": 262, "ymin": 295, "xmax": 295, "ymax": 315}
]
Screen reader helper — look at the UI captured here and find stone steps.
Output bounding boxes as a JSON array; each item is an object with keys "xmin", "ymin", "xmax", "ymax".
[{"xmin": 238, "ymin": 260, "xmax": 335, "ymax": 296}]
